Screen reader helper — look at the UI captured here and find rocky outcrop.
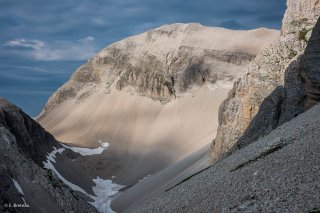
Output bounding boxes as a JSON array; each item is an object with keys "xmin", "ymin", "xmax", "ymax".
[
  {"xmin": 0, "ymin": 98, "xmax": 57, "ymax": 165},
  {"xmin": 0, "ymin": 98, "xmax": 97, "ymax": 213},
  {"xmin": 41, "ymin": 23, "xmax": 278, "ymax": 111},
  {"xmin": 211, "ymin": 0, "xmax": 320, "ymax": 162}
]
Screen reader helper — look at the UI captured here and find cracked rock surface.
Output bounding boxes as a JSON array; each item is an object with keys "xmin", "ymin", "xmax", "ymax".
[{"xmin": 211, "ymin": 0, "xmax": 320, "ymax": 162}]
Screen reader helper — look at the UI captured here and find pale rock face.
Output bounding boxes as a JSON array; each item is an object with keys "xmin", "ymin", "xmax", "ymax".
[
  {"xmin": 42, "ymin": 23, "xmax": 278, "ymax": 111},
  {"xmin": 211, "ymin": 0, "xmax": 320, "ymax": 162},
  {"xmin": 282, "ymin": 0, "xmax": 320, "ymax": 35}
]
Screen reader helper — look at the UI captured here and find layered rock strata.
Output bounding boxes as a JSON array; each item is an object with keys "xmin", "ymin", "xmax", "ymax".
[{"xmin": 41, "ymin": 23, "xmax": 278, "ymax": 111}]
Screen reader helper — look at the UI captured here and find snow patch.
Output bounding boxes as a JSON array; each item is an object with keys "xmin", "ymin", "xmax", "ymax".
[
  {"xmin": 45, "ymin": 147, "xmax": 64, "ymax": 163},
  {"xmin": 21, "ymin": 198, "xmax": 28, "ymax": 206},
  {"xmin": 43, "ymin": 147, "xmax": 88, "ymax": 195},
  {"xmin": 139, "ymin": 175, "xmax": 151, "ymax": 182},
  {"xmin": 12, "ymin": 179, "xmax": 24, "ymax": 195},
  {"xmin": 12, "ymin": 179, "xmax": 29, "ymax": 206},
  {"xmin": 100, "ymin": 142, "xmax": 110, "ymax": 148},
  {"xmin": 61, "ymin": 142, "xmax": 110, "ymax": 156},
  {"xmin": 89, "ymin": 177, "xmax": 125, "ymax": 213},
  {"xmin": 43, "ymin": 147, "xmax": 124, "ymax": 213}
]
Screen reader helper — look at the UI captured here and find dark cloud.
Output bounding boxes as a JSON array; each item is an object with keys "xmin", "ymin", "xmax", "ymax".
[{"xmin": 0, "ymin": 0, "xmax": 287, "ymax": 116}]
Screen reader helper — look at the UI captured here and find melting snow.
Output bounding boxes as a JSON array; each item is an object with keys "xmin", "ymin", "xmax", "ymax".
[
  {"xmin": 21, "ymin": 198, "xmax": 28, "ymax": 206},
  {"xmin": 89, "ymin": 177, "xmax": 125, "ymax": 213},
  {"xmin": 43, "ymin": 147, "xmax": 88, "ymax": 195},
  {"xmin": 43, "ymin": 146, "xmax": 124, "ymax": 213},
  {"xmin": 138, "ymin": 175, "xmax": 151, "ymax": 183},
  {"xmin": 12, "ymin": 179, "xmax": 29, "ymax": 206},
  {"xmin": 61, "ymin": 142, "xmax": 110, "ymax": 156},
  {"xmin": 12, "ymin": 179, "xmax": 24, "ymax": 195}
]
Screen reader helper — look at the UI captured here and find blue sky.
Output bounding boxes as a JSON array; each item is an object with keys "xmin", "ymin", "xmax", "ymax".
[{"xmin": 0, "ymin": 0, "xmax": 286, "ymax": 116}]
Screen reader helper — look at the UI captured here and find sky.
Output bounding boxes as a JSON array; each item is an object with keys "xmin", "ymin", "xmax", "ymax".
[{"xmin": 0, "ymin": 0, "xmax": 286, "ymax": 116}]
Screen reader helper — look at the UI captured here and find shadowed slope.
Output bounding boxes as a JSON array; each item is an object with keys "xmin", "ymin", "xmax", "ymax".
[{"xmin": 132, "ymin": 104, "xmax": 320, "ymax": 213}]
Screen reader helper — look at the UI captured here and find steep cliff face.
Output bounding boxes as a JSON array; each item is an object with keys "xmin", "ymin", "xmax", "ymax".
[
  {"xmin": 42, "ymin": 23, "xmax": 278, "ymax": 111},
  {"xmin": 0, "ymin": 98, "xmax": 97, "ymax": 213},
  {"xmin": 211, "ymin": 0, "xmax": 320, "ymax": 161}
]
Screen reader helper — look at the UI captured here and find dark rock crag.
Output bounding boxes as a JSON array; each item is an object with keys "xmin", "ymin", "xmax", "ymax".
[{"xmin": 0, "ymin": 98, "xmax": 97, "ymax": 213}]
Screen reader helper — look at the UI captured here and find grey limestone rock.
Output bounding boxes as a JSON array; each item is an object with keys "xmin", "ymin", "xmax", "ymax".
[
  {"xmin": 211, "ymin": 0, "xmax": 320, "ymax": 162},
  {"xmin": 41, "ymin": 23, "xmax": 278, "ymax": 112}
]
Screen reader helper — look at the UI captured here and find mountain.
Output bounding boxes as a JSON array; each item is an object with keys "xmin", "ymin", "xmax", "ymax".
[
  {"xmin": 0, "ymin": 98, "xmax": 97, "ymax": 213},
  {"xmin": 2, "ymin": 0, "xmax": 320, "ymax": 212},
  {"xmin": 41, "ymin": 23, "xmax": 278, "ymax": 110},
  {"xmin": 37, "ymin": 23, "xmax": 278, "ymax": 188},
  {"xmin": 211, "ymin": 0, "xmax": 320, "ymax": 162},
  {"xmin": 127, "ymin": 0, "xmax": 320, "ymax": 212}
]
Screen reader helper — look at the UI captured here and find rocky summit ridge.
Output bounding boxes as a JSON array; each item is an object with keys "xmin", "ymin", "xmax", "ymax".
[{"xmin": 41, "ymin": 23, "xmax": 278, "ymax": 112}]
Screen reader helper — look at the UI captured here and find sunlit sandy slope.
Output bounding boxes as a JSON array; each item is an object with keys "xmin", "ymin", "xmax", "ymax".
[{"xmin": 39, "ymin": 85, "xmax": 226, "ymax": 184}]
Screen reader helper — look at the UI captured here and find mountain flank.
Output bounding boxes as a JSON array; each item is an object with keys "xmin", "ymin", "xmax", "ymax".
[{"xmin": 37, "ymin": 23, "xmax": 278, "ymax": 190}]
